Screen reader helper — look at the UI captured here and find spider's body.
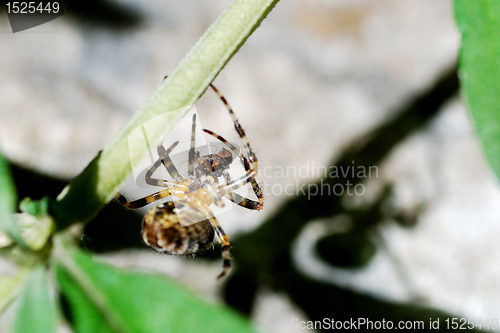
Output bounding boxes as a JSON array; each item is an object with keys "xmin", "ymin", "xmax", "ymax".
[
  {"xmin": 143, "ymin": 201, "xmax": 214, "ymax": 255},
  {"xmin": 193, "ymin": 148, "xmax": 233, "ymax": 178},
  {"xmin": 116, "ymin": 83, "xmax": 263, "ymax": 278}
]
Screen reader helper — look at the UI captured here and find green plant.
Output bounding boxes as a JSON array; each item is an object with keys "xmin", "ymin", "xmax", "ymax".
[
  {"xmin": 455, "ymin": 0, "xmax": 500, "ymax": 180},
  {"xmin": 0, "ymin": 1, "xmax": 279, "ymax": 332}
]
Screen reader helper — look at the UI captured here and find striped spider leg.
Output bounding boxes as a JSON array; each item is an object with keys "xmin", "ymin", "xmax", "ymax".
[
  {"xmin": 116, "ymin": 82, "xmax": 263, "ymax": 279},
  {"xmin": 202, "ymin": 128, "xmax": 264, "ymax": 210}
]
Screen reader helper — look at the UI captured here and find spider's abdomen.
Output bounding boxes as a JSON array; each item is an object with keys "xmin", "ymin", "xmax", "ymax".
[{"xmin": 142, "ymin": 201, "xmax": 214, "ymax": 255}]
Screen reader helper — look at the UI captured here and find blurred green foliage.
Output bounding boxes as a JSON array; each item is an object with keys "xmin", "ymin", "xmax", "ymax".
[{"xmin": 455, "ymin": 0, "xmax": 500, "ymax": 180}]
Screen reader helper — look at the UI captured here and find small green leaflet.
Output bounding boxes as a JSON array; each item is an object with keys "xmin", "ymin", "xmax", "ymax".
[
  {"xmin": 12, "ymin": 265, "xmax": 57, "ymax": 333},
  {"xmin": 455, "ymin": 0, "xmax": 500, "ymax": 180},
  {"xmin": 0, "ymin": 151, "xmax": 26, "ymax": 247}
]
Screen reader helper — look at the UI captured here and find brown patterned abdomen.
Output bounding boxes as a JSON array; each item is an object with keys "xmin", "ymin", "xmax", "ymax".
[{"xmin": 142, "ymin": 201, "xmax": 214, "ymax": 254}]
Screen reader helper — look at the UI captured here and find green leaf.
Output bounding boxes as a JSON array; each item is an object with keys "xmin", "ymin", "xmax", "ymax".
[
  {"xmin": 12, "ymin": 265, "xmax": 57, "ymax": 333},
  {"xmin": 0, "ymin": 268, "xmax": 30, "ymax": 315},
  {"xmin": 0, "ymin": 152, "xmax": 26, "ymax": 247},
  {"xmin": 53, "ymin": 238, "xmax": 258, "ymax": 333},
  {"xmin": 51, "ymin": 0, "xmax": 280, "ymax": 230},
  {"xmin": 19, "ymin": 197, "xmax": 50, "ymax": 218},
  {"xmin": 15, "ymin": 213, "xmax": 54, "ymax": 251},
  {"xmin": 56, "ymin": 266, "xmax": 115, "ymax": 333},
  {"xmin": 455, "ymin": 0, "xmax": 500, "ymax": 179}
]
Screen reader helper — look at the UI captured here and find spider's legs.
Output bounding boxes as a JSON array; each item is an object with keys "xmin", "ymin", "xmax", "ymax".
[
  {"xmin": 188, "ymin": 113, "xmax": 197, "ymax": 176},
  {"xmin": 213, "ymin": 219, "xmax": 232, "ymax": 279},
  {"xmin": 157, "ymin": 143, "xmax": 181, "ymax": 180},
  {"xmin": 198, "ymin": 205, "xmax": 232, "ymax": 278},
  {"xmin": 237, "ymin": 154, "xmax": 264, "ymax": 210},
  {"xmin": 145, "ymin": 141, "xmax": 180, "ymax": 187},
  {"xmin": 209, "ymin": 84, "xmax": 258, "ymax": 173},
  {"xmin": 116, "ymin": 188, "xmax": 172, "ymax": 209},
  {"xmin": 204, "ymin": 128, "xmax": 264, "ymax": 210},
  {"xmin": 202, "ymin": 128, "xmax": 239, "ymax": 153},
  {"xmin": 222, "ymin": 170, "xmax": 262, "ymax": 210}
]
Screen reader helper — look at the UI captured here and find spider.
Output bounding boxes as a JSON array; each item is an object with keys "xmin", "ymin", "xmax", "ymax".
[{"xmin": 116, "ymin": 82, "xmax": 264, "ymax": 279}]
